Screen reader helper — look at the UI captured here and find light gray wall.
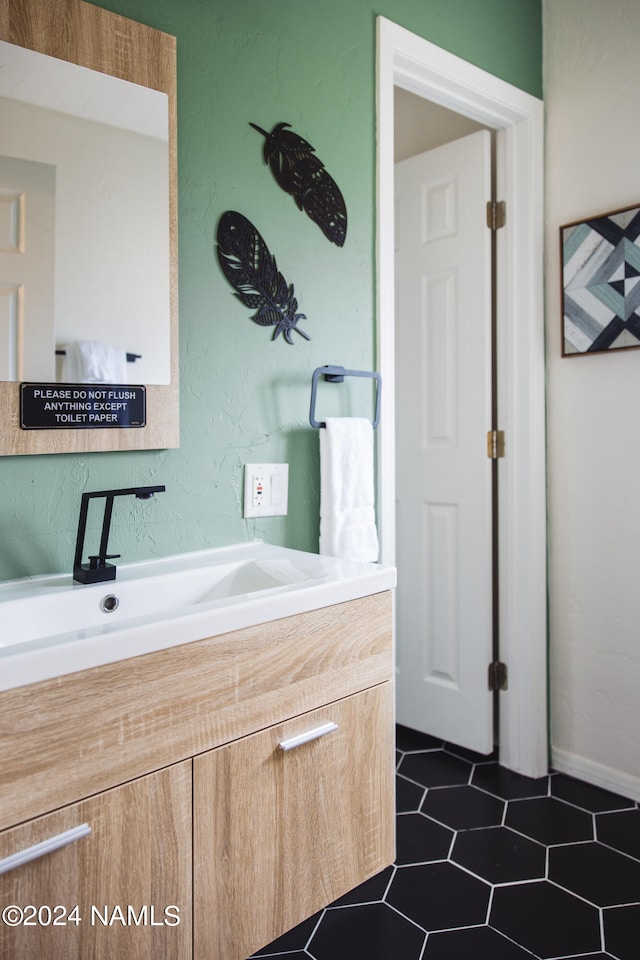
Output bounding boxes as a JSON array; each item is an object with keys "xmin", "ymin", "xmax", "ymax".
[{"xmin": 544, "ymin": 0, "xmax": 640, "ymax": 798}]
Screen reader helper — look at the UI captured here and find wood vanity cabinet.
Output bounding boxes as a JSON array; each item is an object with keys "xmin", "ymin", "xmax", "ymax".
[
  {"xmin": 0, "ymin": 764, "xmax": 192, "ymax": 960},
  {"xmin": 0, "ymin": 593, "xmax": 394, "ymax": 960},
  {"xmin": 195, "ymin": 683, "xmax": 394, "ymax": 960}
]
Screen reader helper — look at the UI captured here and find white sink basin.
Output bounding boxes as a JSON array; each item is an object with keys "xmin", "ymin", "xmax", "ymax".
[
  {"xmin": 1, "ymin": 556, "xmax": 311, "ymax": 646},
  {"xmin": 0, "ymin": 542, "xmax": 396, "ymax": 691}
]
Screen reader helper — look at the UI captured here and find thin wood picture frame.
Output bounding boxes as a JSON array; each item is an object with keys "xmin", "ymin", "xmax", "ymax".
[{"xmin": 561, "ymin": 203, "xmax": 640, "ymax": 356}]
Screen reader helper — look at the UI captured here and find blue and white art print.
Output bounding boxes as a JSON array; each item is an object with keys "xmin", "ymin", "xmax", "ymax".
[{"xmin": 561, "ymin": 204, "xmax": 640, "ymax": 355}]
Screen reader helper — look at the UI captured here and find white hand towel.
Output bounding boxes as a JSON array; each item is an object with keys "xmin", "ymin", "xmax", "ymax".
[
  {"xmin": 319, "ymin": 417, "xmax": 379, "ymax": 562},
  {"xmin": 61, "ymin": 340, "xmax": 127, "ymax": 384}
]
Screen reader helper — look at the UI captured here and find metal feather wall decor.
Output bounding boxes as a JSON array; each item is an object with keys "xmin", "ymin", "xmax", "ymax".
[
  {"xmin": 216, "ymin": 210, "xmax": 310, "ymax": 344},
  {"xmin": 249, "ymin": 121, "xmax": 347, "ymax": 247}
]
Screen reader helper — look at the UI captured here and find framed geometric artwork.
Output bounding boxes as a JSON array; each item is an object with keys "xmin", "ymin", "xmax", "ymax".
[{"xmin": 560, "ymin": 203, "xmax": 640, "ymax": 356}]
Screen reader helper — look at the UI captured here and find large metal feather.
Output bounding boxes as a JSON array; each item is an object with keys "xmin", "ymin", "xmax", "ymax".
[
  {"xmin": 249, "ymin": 121, "xmax": 347, "ymax": 247},
  {"xmin": 216, "ymin": 211, "xmax": 310, "ymax": 344}
]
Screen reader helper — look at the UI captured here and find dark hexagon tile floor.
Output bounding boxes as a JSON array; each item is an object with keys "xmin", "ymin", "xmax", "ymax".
[
  {"xmin": 490, "ymin": 880, "xmax": 602, "ymax": 957},
  {"xmin": 472, "ymin": 761, "xmax": 549, "ymax": 800},
  {"xmin": 396, "ymin": 726, "xmax": 444, "ymax": 753},
  {"xmin": 452, "ymin": 825, "xmax": 546, "ymax": 884},
  {"xmin": 309, "ymin": 903, "xmax": 426, "ymax": 960},
  {"xmin": 386, "ymin": 861, "xmax": 491, "ymax": 931},
  {"xmin": 549, "ymin": 841, "xmax": 640, "ymax": 906},
  {"xmin": 398, "ymin": 749, "xmax": 472, "ymax": 788},
  {"xmin": 396, "ymin": 773, "xmax": 426, "ymax": 813},
  {"xmin": 603, "ymin": 903, "xmax": 640, "ymax": 960},
  {"xmin": 597, "ymin": 808, "xmax": 640, "ymax": 859},
  {"xmin": 505, "ymin": 795, "xmax": 594, "ymax": 845},
  {"xmin": 395, "ymin": 811, "xmax": 453, "ymax": 864},
  {"xmin": 250, "ymin": 725, "xmax": 640, "ymax": 960},
  {"xmin": 422, "ymin": 925, "xmax": 539, "ymax": 959},
  {"xmin": 421, "ymin": 784, "xmax": 505, "ymax": 830},
  {"xmin": 551, "ymin": 772, "xmax": 634, "ymax": 813}
]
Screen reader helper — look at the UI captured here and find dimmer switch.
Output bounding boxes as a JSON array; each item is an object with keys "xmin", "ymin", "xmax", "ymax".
[{"xmin": 244, "ymin": 464, "xmax": 289, "ymax": 518}]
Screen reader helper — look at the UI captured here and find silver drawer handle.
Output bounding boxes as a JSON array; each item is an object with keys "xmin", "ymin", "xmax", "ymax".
[
  {"xmin": 279, "ymin": 721, "xmax": 339, "ymax": 751},
  {"xmin": 0, "ymin": 823, "xmax": 91, "ymax": 875}
]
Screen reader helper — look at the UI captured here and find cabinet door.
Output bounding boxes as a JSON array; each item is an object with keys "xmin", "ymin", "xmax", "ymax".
[
  {"xmin": 0, "ymin": 762, "xmax": 191, "ymax": 960},
  {"xmin": 194, "ymin": 682, "xmax": 394, "ymax": 960}
]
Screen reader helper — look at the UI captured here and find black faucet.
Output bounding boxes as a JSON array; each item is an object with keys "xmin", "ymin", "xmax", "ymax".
[{"xmin": 73, "ymin": 485, "xmax": 165, "ymax": 584}]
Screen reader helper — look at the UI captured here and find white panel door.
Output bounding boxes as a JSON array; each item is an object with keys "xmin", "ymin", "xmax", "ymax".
[
  {"xmin": 0, "ymin": 156, "xmax": 55, "ymax": 381},
  {"xmin": 394, "ymin": 130, "xmax": 493, "ymax": 754}
]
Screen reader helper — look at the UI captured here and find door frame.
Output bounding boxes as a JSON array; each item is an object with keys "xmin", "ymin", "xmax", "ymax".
[{"xmin": 376, "ymin": 17, "xmax": 547, "ymax": 778}]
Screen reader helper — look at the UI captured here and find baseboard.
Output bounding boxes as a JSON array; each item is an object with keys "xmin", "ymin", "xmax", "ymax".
[{"xmin": 551, "ymin": 747, "xmax": 640, "ymax": 804}]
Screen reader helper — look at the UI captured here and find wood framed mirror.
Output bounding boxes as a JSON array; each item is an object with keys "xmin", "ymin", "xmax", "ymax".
[{"xmin": 0, "ymin": 0, "xmax": 178, "ymax": 455}]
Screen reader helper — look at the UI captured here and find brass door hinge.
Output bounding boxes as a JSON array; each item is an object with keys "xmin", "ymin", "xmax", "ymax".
[
  {"xmin": 487, "ymin": 430, "xmax": 505, "ymax": 459},
  {"xmin": 488, "ymin": 661, "xmax": 508, "ymax": 692},
  {"xmin": 486, "ymin": 200, "xmax": 506, "ymax": 231}
]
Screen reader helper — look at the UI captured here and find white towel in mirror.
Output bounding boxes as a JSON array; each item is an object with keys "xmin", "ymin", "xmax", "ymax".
[{"xmin": 61, "ymin": 340, "xmax": 127, "ymax": 383}]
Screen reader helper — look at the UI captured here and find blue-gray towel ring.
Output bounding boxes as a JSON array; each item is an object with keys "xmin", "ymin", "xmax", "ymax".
[{"xmin": 309, "ymin": 365, "xmax": 381, "ymax": 429}]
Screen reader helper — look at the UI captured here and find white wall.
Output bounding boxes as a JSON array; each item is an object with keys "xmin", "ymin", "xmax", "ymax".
[
  {"xmin": 394, "ymin": 88, "xmax": 483, "ymax": 161},
  {"xmin": 544, "ymin": 0, "xmax": 640, "ymax": 799}
]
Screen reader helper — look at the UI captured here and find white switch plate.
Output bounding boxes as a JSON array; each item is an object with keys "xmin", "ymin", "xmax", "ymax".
[{"xmin": 244, "ymin": 463, "xmax": 289, "ymax": 518}]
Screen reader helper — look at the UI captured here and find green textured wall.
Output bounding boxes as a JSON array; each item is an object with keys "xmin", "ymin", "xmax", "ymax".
[{"xmin": 0, "ymin": 0, "xmax": 541, "ymax": 581}]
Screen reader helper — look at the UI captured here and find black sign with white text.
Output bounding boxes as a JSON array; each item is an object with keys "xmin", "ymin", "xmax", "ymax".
[{"xmin": 20, "ymin": 383, "xmax": 146, "ymax": 430}]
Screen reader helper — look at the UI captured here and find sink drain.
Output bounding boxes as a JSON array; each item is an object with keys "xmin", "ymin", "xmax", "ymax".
[{"xmin": 100, "ymin": 594, "xmax": 120, "ymax": 614}]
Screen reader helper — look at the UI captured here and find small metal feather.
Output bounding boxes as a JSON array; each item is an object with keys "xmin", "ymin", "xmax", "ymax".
[
  {"xmin": 216, "ymin": 211, "xmax": 310, "ymax": 344},
  {"xmin": 250, "ymin": 121, "xmax": 347, "ymax": 247}
]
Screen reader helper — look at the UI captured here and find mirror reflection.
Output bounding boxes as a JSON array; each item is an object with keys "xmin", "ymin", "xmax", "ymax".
[{"xmin": 0, "ymin": 40, "xmax": 171, "ymax": 385}]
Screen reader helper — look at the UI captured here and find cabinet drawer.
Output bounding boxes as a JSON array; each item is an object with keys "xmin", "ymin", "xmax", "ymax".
[
  {"xmin": 193, "ymin": 681, "xmax": 395, "ymax": 960},
  {"xmin": 0, "ymin": 762, "xmax": 191, "ymax": 960}
]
